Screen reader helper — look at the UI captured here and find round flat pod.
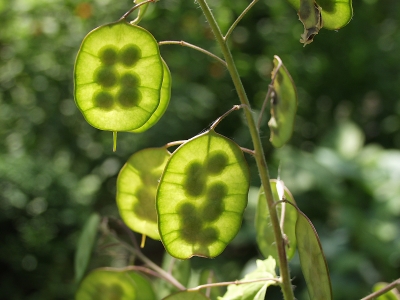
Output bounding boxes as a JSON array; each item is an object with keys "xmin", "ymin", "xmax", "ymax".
[
  {"xmin": 74, "ymin": 21, "xmax": 164, "ymax": 131},
  {"xmin": 117, "ymin": 147, "xmax": 171, "ymax": 240},
  {"xmin": 131, "ymin": 59, "xmax": 171, "ymax": 133},
  {"xmin": 156, "ymin": 130, "xmax": 250, "ymax": 259},
  {"xmin": 76, "ymin": 269, "xmax": 156, "ymax": 300}
]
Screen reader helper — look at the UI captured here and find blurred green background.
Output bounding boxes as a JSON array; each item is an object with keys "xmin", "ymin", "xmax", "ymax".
[{"xmin": 1, "ymin": 0, "xmax": 399, "ymax": 299}]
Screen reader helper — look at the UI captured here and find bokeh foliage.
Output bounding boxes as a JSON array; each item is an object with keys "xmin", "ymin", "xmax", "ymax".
[{"xmin": 1, "ymin": 0, "xmax": 400, "ymax": 299}]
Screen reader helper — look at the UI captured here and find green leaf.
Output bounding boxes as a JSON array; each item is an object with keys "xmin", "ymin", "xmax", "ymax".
[
  {"xmin": 74, "ymin": 213, "xmax": 100, "ymax": 283},
  {"xmin": 296, "ymin": 208, "xmax": 332, "ymax": 300},
  {"xmin": 268, "ymin": 56, "xmax": 297, "ymax": 148},
  {"xmin": 131, "ymin": 59, "xmax": 171, "ymax": 133},
  {"xmin": 198, "ymin": 269, "xmax": 224, "ymax": 299},
  {"xmin": 372, "ymin": 282, "xmax": 400, "ymax": 300},
  {"xmin": 218, "ymin": 257, "xmax": 278, "ymax": 300},
  {"xmin": 287, "ymin": 0, "xmax": 353, "ymax": 30},
  {"xmin": 163, "ymin": 291, "xmax": 210, "ymax": 300},
  {"xmin": 116, "ymin": 147, "xmax": 170, "ymax": 240},
  {"xmin": 74, "ymin": 21, "xmax": 164, "ymax": 131},
  {"xmin": 157, "ymin": 130, "xmax": 250, "ymax": 259},
  {"xmin": 76, "ymin": 269, "xmax": 156, "ymax": 300},
  {"xmin": 255, "ymin": 180, "xmax": 297, "ymax": 261}
]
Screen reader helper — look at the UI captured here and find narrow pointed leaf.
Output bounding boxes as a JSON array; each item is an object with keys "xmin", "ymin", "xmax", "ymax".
[
  {"xmin": 131, "ymin": 59, "xmax": 171, "ymax": 133},
  {"xmin": 157, "ymin": 130, "xmax": 250, "ymax": 259},
  {"xmin": 76, "ymin": 269, "xmax": 156, "ymax": 300},
  {"xmin": 218, "ymin": 257, "xmax": 278, "ymax": 300},
  {"xmin": 74, "ymin": 213, "xmax": 100, "ymax": 283},
  {"xmin": 268, "ymin": 56, "xmax": 297, "ymax": 148},
  {"xmin": 255, "ymin": 180, "xmax": 297, "ymax": 261},
  {"xmin": 163, "ymin": 291, "xmax": 210, "ymax": 300},
  {"xmin": 117, "ymin": 147, "xmax": 170, "ymax": 240},
  {"xmin": 74, "ymin": 21, "xmax": 164, "ymax": 131},
  {"xmin": 296, "ymin": 209, "xmax": 332, "ymax": 300},
  {"xmin": 287, "ymin": 0, "xmax": 353, "ymax": 30}
]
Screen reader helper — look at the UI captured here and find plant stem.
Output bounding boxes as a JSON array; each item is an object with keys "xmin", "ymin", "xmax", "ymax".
[
  {"xmin": 131, "ymin": 0, "xmax": 150, "ymax": 25},
  {"xmin": 240, "ymin": 147, "xmax": 255, "ymax": 156},
  {"xmin": 361, "ymin": 278, "xmax": 400, "ymax": 300},
  {"xmin": 117, "ymin": 238, "xmax": 186, "ymax": 290},
  {"xmin": 210, "ymin": 104, "xmax": 242, "ymax": 130},
  {"xmin": 113, "ymin": 131, "xmax": 117, "ymax": 152},
  {"xmin": 119, "ymin": 0, "xmax": 155, "ymax": 21},
  {"xmin": 224, "ymin": 0, "xmax": 259, "ymax": 41},
  {"xmin": 187, "ymin": 277, "xmax": 280, "ymax": 292},
  {"xmin": 159, "ymin": 40, "xmax": 227, "ymax": 66},
  {"xmin": 164, "ymin": 140, "xmax": 186, "ymax": 149},
  {"xmin": 196, "ymin": 1, "xmax": 295, "ymax": 299},
  {"xmin": 115, "ymin": 220, "xmax": 185, "ymax": 290}
]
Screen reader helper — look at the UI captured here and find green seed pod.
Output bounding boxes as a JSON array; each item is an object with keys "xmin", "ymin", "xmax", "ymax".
[
  {"xmin": 298, "ymin": 0, "xmax": 323, "ymax": 46},
  {"xmin": 287, "ymin": 0, "xmax": 353, "ymax": 31},
  {"xmin": 117, "ymin": 147, "xmax": 171, "ymax": 240},
  {"xmin": 76, "ymin": 269, "xmax": 156, "ymax": 300},
  {"xmin": 296, "ymin": 209, "xmax": 332, "ymax": 300},
  {"xmin": 131, "ymin": 59, "xmax": 172, "ymax": 133},
  {"xmin": 255, "ymin": 180, "xmax": 297, "ymax": 261},
  {"xmin": 268, "ymin": 56, "xmax": 297, "ymax": 148},
  {"xmin": 156, "ymin": 130, "xmax": 250, "ymax": 259},
  {"xmin": 74, "ymin": 21, "xmax": 164, "ymax": 131}
]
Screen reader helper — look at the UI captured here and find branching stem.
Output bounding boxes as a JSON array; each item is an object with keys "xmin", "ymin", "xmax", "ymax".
[
  {"xmin": 117, "ymin": 238, "xmax": 185, "ymax": 290},
  {"xmin": 240, "ymin": 147, "xmax": 256, "ymax": 156},
  {"xmin": 159, "ymin": 41, "xmax": 227, "ymax": 66},
  {"xmin": 119, "ymin": 0, "xmax": 156, "ymax": 21},
  {"xmin": 115, "ymin": 220, "xmax": 185, "ymax": 290},
  {"xmin": 225, "ymin": 0, "xmax": 259, "ymax": 41},
  {"xmin": 164, "ymin": 140, "xmax": 186, "ymax": 149},
  {"xmin": 361, "ymin": 279, "xmax": 400, "ymax": 300},
  {"xmin": 195, "ymin": 1, "xmax": 295, "ymax": 299},
  {"xmin": 210, "ymin": 105, "xmax": 242, "ymax": 130}
]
